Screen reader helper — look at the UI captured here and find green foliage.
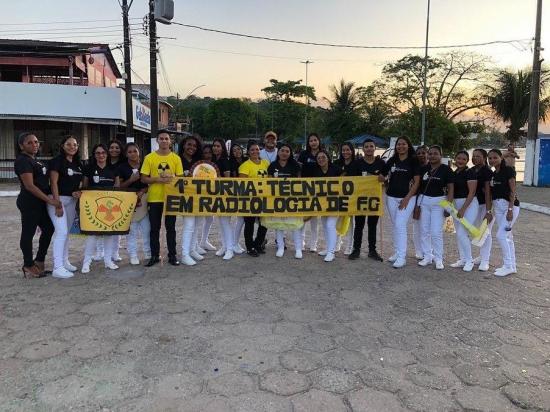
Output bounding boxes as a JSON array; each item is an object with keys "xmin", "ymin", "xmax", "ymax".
[
  {"xmin": 204, "ymin": 98, "xmax": 255, "ymax": 140},
  {"xmin": 261, "ymin": 79, "xmax": 316, "ymax": 102},
  {"xmin": 325, "ymin": 79, "xmax": 364, "ymax": 143}
]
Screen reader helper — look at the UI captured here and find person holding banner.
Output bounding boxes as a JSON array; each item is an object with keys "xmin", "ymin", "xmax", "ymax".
[
  {"xmin": 267, "ymin": 143, "xmax": 303, "ymax": 258},
  {"xmin": 348, "ymin": 139, "xmax": 384, "ymax": 262},
  {"xmin": 298, "ymin": 133, "xmax": 322, "ymax": 252},
  {"xmin": 378, "ymin": 136, "xmax": 421, "ymax": 268},
  {"xmin": 238, "ymin": 141, "xmax": 270, "ymax": 257},
  {"xmin": 488, "ymin": 149, "xmax": 520, "ymax": 277},
  {"xmin": 47, "ymin": 136, "xmax": 83, "ymax": 279},
  {"xmin": 413, "ymin": 145, "xmax": 429, "ymax": 260},
  {"xmin": 14, "ymin": 132, "xmax": 57, "ymax": 278},
  {"xmin": 417, "ymin": 145, "xmax": 455, "ymax": 270},
  {"xmin": 115, "ymin": 143, "xmax": 150, "ymax": 265},
  {"xmin": 333, "ymin": 142, "xmax": 356, "ymax": 255},
  {"xmin": 141, "ymin": 130, "xmax": 184, "ymax": 267},
  {"xmin": 449, "ymin": 151, "xmax": 478, "ymax": 272},
  {"xmin": 81, "ymin": 143, "xmax": 119, "ymax": 273},
  {"xmin": 471, "ymin": 149, "xmax": 494, "ymax": 271},
  {"xmin": 313, "ymin": 150, "xmax": 342, "ymax": 262},
  {"xmin": 197, "ymin": 144, "xmax": 217, "ymax": 252},
  {"xmin": 229, "ymin": 143, "xmax": 247, "ymax": 254}
]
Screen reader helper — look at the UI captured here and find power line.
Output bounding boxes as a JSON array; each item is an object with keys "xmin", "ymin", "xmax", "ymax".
[
  {"xmin": 1, "ymin": 18, "xmax": 141, "ymax": 26},
  {"xmin": 0, "ymin": 23, "xmax": 141, "ymax": 34},
  {"xmin": 171, "ymin": 21, "xmax": 532, "ymax": 50}
]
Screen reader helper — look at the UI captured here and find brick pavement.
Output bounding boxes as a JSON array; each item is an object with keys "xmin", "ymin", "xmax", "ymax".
[{"xmin": 1, "ymin": 194, "xmax": 550, "ymax": 411}]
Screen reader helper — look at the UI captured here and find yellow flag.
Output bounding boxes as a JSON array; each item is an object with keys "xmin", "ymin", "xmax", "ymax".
[{"xmin": 80, "ymin": 190, "xmax": 137, "ymax": 235}]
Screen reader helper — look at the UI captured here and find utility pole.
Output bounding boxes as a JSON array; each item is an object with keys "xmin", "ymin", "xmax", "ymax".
[
  {"xmin": 525, "ymin": 0, "xmax": 544, "ymax": 186},
  {"xmin": 149, "ymin": 0, "xmax": 159, "ymax": 139},
  {"xmin": 301, "ymin": 60, "xmax": 313, "ymax": 146},
  {"xmin": 420, "ymin": 0, "xmax": 431, "ymax": 146},
  {"xmin": 122, "ymin": 0, "xmax": 134, "ymax": 142}
]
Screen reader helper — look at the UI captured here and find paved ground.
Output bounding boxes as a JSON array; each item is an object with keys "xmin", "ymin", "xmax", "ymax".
[{"xmin": 1, "ymin": 190, "xmax": 550, "ymax": 411}]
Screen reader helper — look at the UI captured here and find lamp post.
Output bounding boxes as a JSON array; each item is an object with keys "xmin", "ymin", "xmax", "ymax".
[
  {"xmin": 420, "ymin": 0, "xmax": 431, "ymax": 146},
  {"xmin": 184, "ymin": 84, "xmax": 206, "ymax": 99},
  {"xmin": 301, "ymin": 60, "xmax": 314, "ymax": 146}
]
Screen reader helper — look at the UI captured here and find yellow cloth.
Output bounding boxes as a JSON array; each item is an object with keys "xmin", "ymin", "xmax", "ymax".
[
  {"xmin": 140, "ymin": 151, "xmax": 183, "ymax": 202},
  {"xmin": 238, "ymin": 159, "xmax": 270, "ymax": 178},
  {"xmin": 80, "ymin": 190, "xmax": 137, "ymax": 234}
]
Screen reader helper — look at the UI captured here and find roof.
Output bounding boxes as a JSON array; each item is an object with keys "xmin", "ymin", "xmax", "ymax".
[
  {"xmin": 347, "ymin": 134, "xmax": 389, "ymax": 148},
  {"xmin": 0, "ymin": 38, "xmax": 122, "ymax": 78}
]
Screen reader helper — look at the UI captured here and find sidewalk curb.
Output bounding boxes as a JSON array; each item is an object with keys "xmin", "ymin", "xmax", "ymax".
[
  {"xmin": 0, "ymin": 191, "xmax": 20, "ymax": 197},
  {"xmin": 521, "ymin": 202, "xmax": 550, "ymax": 216}
]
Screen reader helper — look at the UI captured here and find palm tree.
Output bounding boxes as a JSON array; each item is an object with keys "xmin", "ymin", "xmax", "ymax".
[
  {"xmin": 489, "ymin": 70, "xmax": 549, "ymax": 142},
  {"xmin": 325, "ymin": 80, "xmax": 362, "ymax": 142}
]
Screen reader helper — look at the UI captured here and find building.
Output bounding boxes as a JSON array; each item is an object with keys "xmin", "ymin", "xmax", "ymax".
[{"xmin": 0, "ymin": 39, "xmax": 160, "ymax": 178}]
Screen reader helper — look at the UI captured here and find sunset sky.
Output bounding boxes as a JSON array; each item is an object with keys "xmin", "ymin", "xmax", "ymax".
[{"xmin": 2, "ymin": 0, "xmax": 548, "ymax": 106}]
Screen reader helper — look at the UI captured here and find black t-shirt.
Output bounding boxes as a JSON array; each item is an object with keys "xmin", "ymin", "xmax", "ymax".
[
  {"xmin": 298, "ymin": 150, "xmax": 319, "ymax": 177},
  {"xmin": 474, "ymin": 165, "xmax": 493, "ymax": 205},
  {"xmin": 117, "ymin": 162, "xmax": 147, "ymax": 191},
  {"xmin": 349, "ymin": 157, "xmax": 385, "ymax": 177},
  {"xmin": 268, "ymin": 160, "xmax": 301, "ymax": 178},
  {"xmin": 14, "ymin": 154, "xmax": 50, "ymax": 200},
  {"xmin": 419, "ymin": 164, "xmax": 455, "ymax": 197},
  {"xmin": 85, "ymin": 164, "xmax": 116, "ymax": 189},
  {"xmin": 229, "ymin": 158, "xmax": 246, "ymax": 177},
  {"xmin": 313, "ymin": 164, "xmax": 341, "ymax": 178},
  {"xmin": 181, "ymin": 156, "xmax": 195, "ymax": 176},
  {"xmin": 453, "ymin": 167, "xmax": 477, "ymax": 199},
  {"xmin": 333, "ymin": 159, "xmax": 355, "ymax": 175},
  {"xmin": 381, "ymin": 156, "xmax": 421, "ymax": 198},
  {"xmin": 214, "ymin": 157, "xmax": 230, "ymax": 176},
  {"xmin": 491, "ymin": 165, "xmax": 516, "ymax": 201},
  {"xmin": 49, "ymin": 155, "xmax": 83, "ymax": 196}
]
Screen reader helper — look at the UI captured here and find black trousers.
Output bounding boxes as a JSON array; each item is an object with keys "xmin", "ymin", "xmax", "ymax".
[
  {"xmin": 353, "ymin": 215, "xmax": 379, "ymax": 252},
  {"xmin": 243, "ymin": 217, "xmax": 267, "ymax": 251},
  {"xmin": 148, "ymin": 202, "xmax": 177, "ymax": 258},
  {"xmin": 17, "ymin": 197, "xmax": 54, "ymax": 267}
]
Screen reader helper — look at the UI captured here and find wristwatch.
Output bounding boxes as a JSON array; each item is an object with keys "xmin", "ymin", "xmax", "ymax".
[{"xmin": 486, "ymin": 210, "xmax": 492, "ymax": 214}]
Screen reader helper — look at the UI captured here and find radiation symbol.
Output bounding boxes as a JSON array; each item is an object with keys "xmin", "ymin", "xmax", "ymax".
[{"xmin": 95, "ymin": 196, "xmax": 123, "ymax": 227}]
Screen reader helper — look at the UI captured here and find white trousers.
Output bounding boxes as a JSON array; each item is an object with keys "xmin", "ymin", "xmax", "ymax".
[
  {"xmin": 200, "ymin": 216, "xmax": 214, "ymax": 245},
  {"xmin": 474, "ymin": 204, "xmax": 494, "ymax": 265},
  {"xmin": 453, "ymin": 197, "xmax": 479, "ymax": 264},
  {"xmin": 84, "ymin": 235, "xmax": 116, "ymax": 265},
  {"xmin": 321, "ymin": 216, "xmax": 338, "ymax": 254},
  {"xmin": 339, "ymin": 217, "xmax": 354, "ymax": 251},
  {"xmin": 301, "ymin": 217, "xmax": 319, "ymax": 249},
  {"xmin": 217, "ymin": 216, "xmax": 234, "ymax": 252},
  {"xmin": 494, "ymin": 199, "xmax": 520, "ymax": 269},
  {"xmin": 233, "ymin": 216, "xmax": 245, "ymax": 247},
  {"xmin": 47, "ymin": 196, "xmax": 77, "ymax": 270},
  {"xmin": 412, "ymin": 219, "xmax": 425, "ymax": 257},
  {"xmin": 420, "ymin": 195, "xmax": 446, "ymax": 262},
  {"xmin": 386, "ymin": 195, "xmax": 416, "ymax": 260},
  {"xmin": 181, "ymin": 216, "xmax": 196, "ymax": 257},
  {"xmin": 276, "ymin": 229, "xmax": 303, "ymax": 252},
  {"xmin": 127, "ymin": 216, "xmax": 151, "ymax": 259}
]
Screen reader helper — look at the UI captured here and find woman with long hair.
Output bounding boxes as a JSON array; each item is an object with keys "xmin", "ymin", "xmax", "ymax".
[
  {"xmin": 238, "ymin": 141, "xmax": 270, "ymax": 256},
  {"xmin": 333, "ymin": 142, "xmax": 356, "ymax": 254},
  {"xmin": 47, "ymin": 136, "xmax": 83, "ymax": 278},
  {"xmin": 378, "ymin": 136, "xmax": 421, "ymax": 268},
  {"xmin": 449, "ymin": 150, "xmax": 478, "ymax": 272},
  {"xmin": 412, "ymin": 144, "xmax": 429, "ymax": 260},
  {"xmin": 471, "ymin": 149, "xmax": 494, "ymax": 271},
  {"xmin": 488, "ymin": 149, "xmax": 520, "ymax": 277},
  {"xmin": 267, "ymin": 143, "xmax": 303, "ymax": 258},
  {"xmin": 229, "ymin": 143, "xmax": 247, "ymax": 254},
  {"xmin": 298, "ymin": 133, "xmax": 322, "ymax": 252},
  {"xmin": 81, "ymin": 143, "xmax": 119, "ymax": 273},
  {"xmin": 417, "ymin": 145, "xmax": 454, "ymax": 270},
  {"xmin": 14, "ymin": 132, "xmax": 58, "ymax": 278},
  {"xmin": 115, "ymin": 143, "xmax": 151, "ymax": 265},
  {"xmin": 196, "ymin": 144, "xmax": 216, "ymax": 252}
]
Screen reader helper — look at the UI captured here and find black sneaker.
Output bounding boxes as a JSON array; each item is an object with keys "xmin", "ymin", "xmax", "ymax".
[
  {"xmin": 168, "ymin": 256, "xmax": 180, "ymax": 266},
  {"xmin": 145, "ymin": 256, "xmax": 160, "ymax": 267},
  {"xmin": 368, "ymin": 250, "xmax": 383, "ymax": 262},
  {"xmin": 348, "ymin": 249, "xmax": 360, "ymax": 260},
  {"xmin": 256, "ymin": 245, "xmax": 266, "ymax": 254},
  {"xmin": 247, "ymin": 249, "xmax": 259, "ymax": 257}
]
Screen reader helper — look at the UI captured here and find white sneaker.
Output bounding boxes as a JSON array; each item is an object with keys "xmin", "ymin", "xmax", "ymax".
[
  {"xmin": 415, "ymin": 253, "xmax": 424, "ymax": 260},
  {"xmin": 344, "ymin": 247, "xmax": 353, "ymax": 256},
  {"xmin": 105, "ymin": 261, "xmax": 119, "ymax": 270},
  {"xmin": 190, "ymin": 251, "xmax": 204, "ymax": 261},
  {"xmin": 52, "ymin": 267, "xmax": 74, "ymax": 279},
  {"xmin": 318, "ymin": 250, "xmax": 327, "ymax": 257},
  {"xmin": 393, "ymin": 258, "xmax": 406, "ymax": 268},
  {"xmin": 334, "ymin": 242, "xmax": 342, "ymax": 253},
  {"xmin": 233, "ymin": 244, "xmax": 245, "ymax": 254},
  {"xmin": 201, "ymin": 241, "xmax": 217, "ymax": 251},
  {"xmin": 418, "ymin": 257, "xmax": 433, "ymax": 267},
  {"xmin": 473, "ymin": 256, "xmax": 482, "ymax": 265},
  {"xmin": 223, "ymin": 250, "xmax": 234, "ymax": 261},
  {"xmin": 450, "ymin": 260, "xmax": 465, "ymax": 268},
  {"xmin": 196, "ymin": 245, "xmax": 207, "ymax": 255},
  {"xmin": 478, "ymin": 262, "xmax": 490, "ymax": 272},
  {"xmin": 92, "ymin": 254, "xmax": 103, "ymax": 262},
  {"xmin": 463, "ymin": 261, "xmax": 474, "ymax": 272},
  {"xmin": 81, "ymin": 261, "xmax": 91, "ymax": 274},
  {"xmin": 324, "ymin": 252, "xmax": 335, "ymax": 262},
  {"xmin": 495, "ymin": 266, "xmax": 516, "ymax": 277},
  {"xmin": 130, "ymin": 256, "xmax": 140, "ymax": 265},
  {"xmin": 295, "ymin": 250, "xmax": 303, "ymax": 259},
  {"xmin": 181, "ymin": 255, "xmax": 197, "ymax": 266},
  {"xmin": 112, "ymin": 254, "xmax": 122, "ymax": 262},
  {"xmin": 388, "ymin": 254, "xmax": 398, "ymax": 263},
  {"xmin": 494, "ymin": 266, "xmax": 506, "ymax": 274},
  {"xmin": 435, "ymin": 260, "xmax": 444, "ymax": 270},
  {"xmin": 215, "ymin": 248, "xmax": 226, "ymax": 257},
  {"xmin": 64, "ymin": 261, "xmax": 77, "ymax": 272},
  {"xmin": 309, "ymin": 246, "xmax": 318, "ymax": 253},
  {"xmin": 276, "ymin": 248, "xmax": 284, "ymax": 258}
]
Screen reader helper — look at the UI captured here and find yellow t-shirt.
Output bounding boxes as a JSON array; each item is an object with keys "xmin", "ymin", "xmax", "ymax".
[
  {"xmin": 238, "ymin": 159, "xmax": 270, "ymax": 178},
  {"xmin": 141, "ymin": 151, "xmax": 183, "ymax": 202}
]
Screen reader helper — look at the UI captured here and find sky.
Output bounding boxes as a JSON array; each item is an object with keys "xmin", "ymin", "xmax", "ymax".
[{"xmin": 1, "ymin": 0, "xmax": 548, "ymax": 108}]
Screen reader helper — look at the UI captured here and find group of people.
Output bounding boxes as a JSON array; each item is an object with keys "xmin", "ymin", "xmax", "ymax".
[{"xmin": 14, "ymin": 129, "xmax": 520, "ymax": 279}]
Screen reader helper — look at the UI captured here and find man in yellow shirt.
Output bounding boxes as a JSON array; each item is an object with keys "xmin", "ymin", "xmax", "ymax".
[{"xmin": 141, "ymin": 130, "xmax": 184, "ymax": 266}]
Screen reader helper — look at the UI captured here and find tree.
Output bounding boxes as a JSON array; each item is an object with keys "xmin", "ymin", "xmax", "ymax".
[
  {"xmin": 204, "ymin": 98, "xmax": 255, "ymax": 139},
  {"xmin": 261, "ymin": 79, "xmax": 316, "ymax": 103},
  {"xmin": 488, "ymin": 69, "xmax": 550, "ymax": 142},
  {"xmin": 167, "ymin": 95, "xmax": 212, "ymax": 136},
  {"xmin": 325, "ymin": 79, "xmax": 363, "ymax": 142}
]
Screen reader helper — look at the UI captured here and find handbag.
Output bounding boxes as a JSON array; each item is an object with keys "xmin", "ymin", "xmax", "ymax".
[{"xmin": 413, "ymin": 167, "xmax": 438, "ymax": 220}]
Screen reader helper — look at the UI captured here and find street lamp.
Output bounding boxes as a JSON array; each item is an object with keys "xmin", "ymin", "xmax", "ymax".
[
  {"xmin": 420, "ymin": 0, "xmax": 431, "ymax": 146},
  {"xmin": 184, "ymin": 84, "xmax": 206, "ymax": 100}
]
